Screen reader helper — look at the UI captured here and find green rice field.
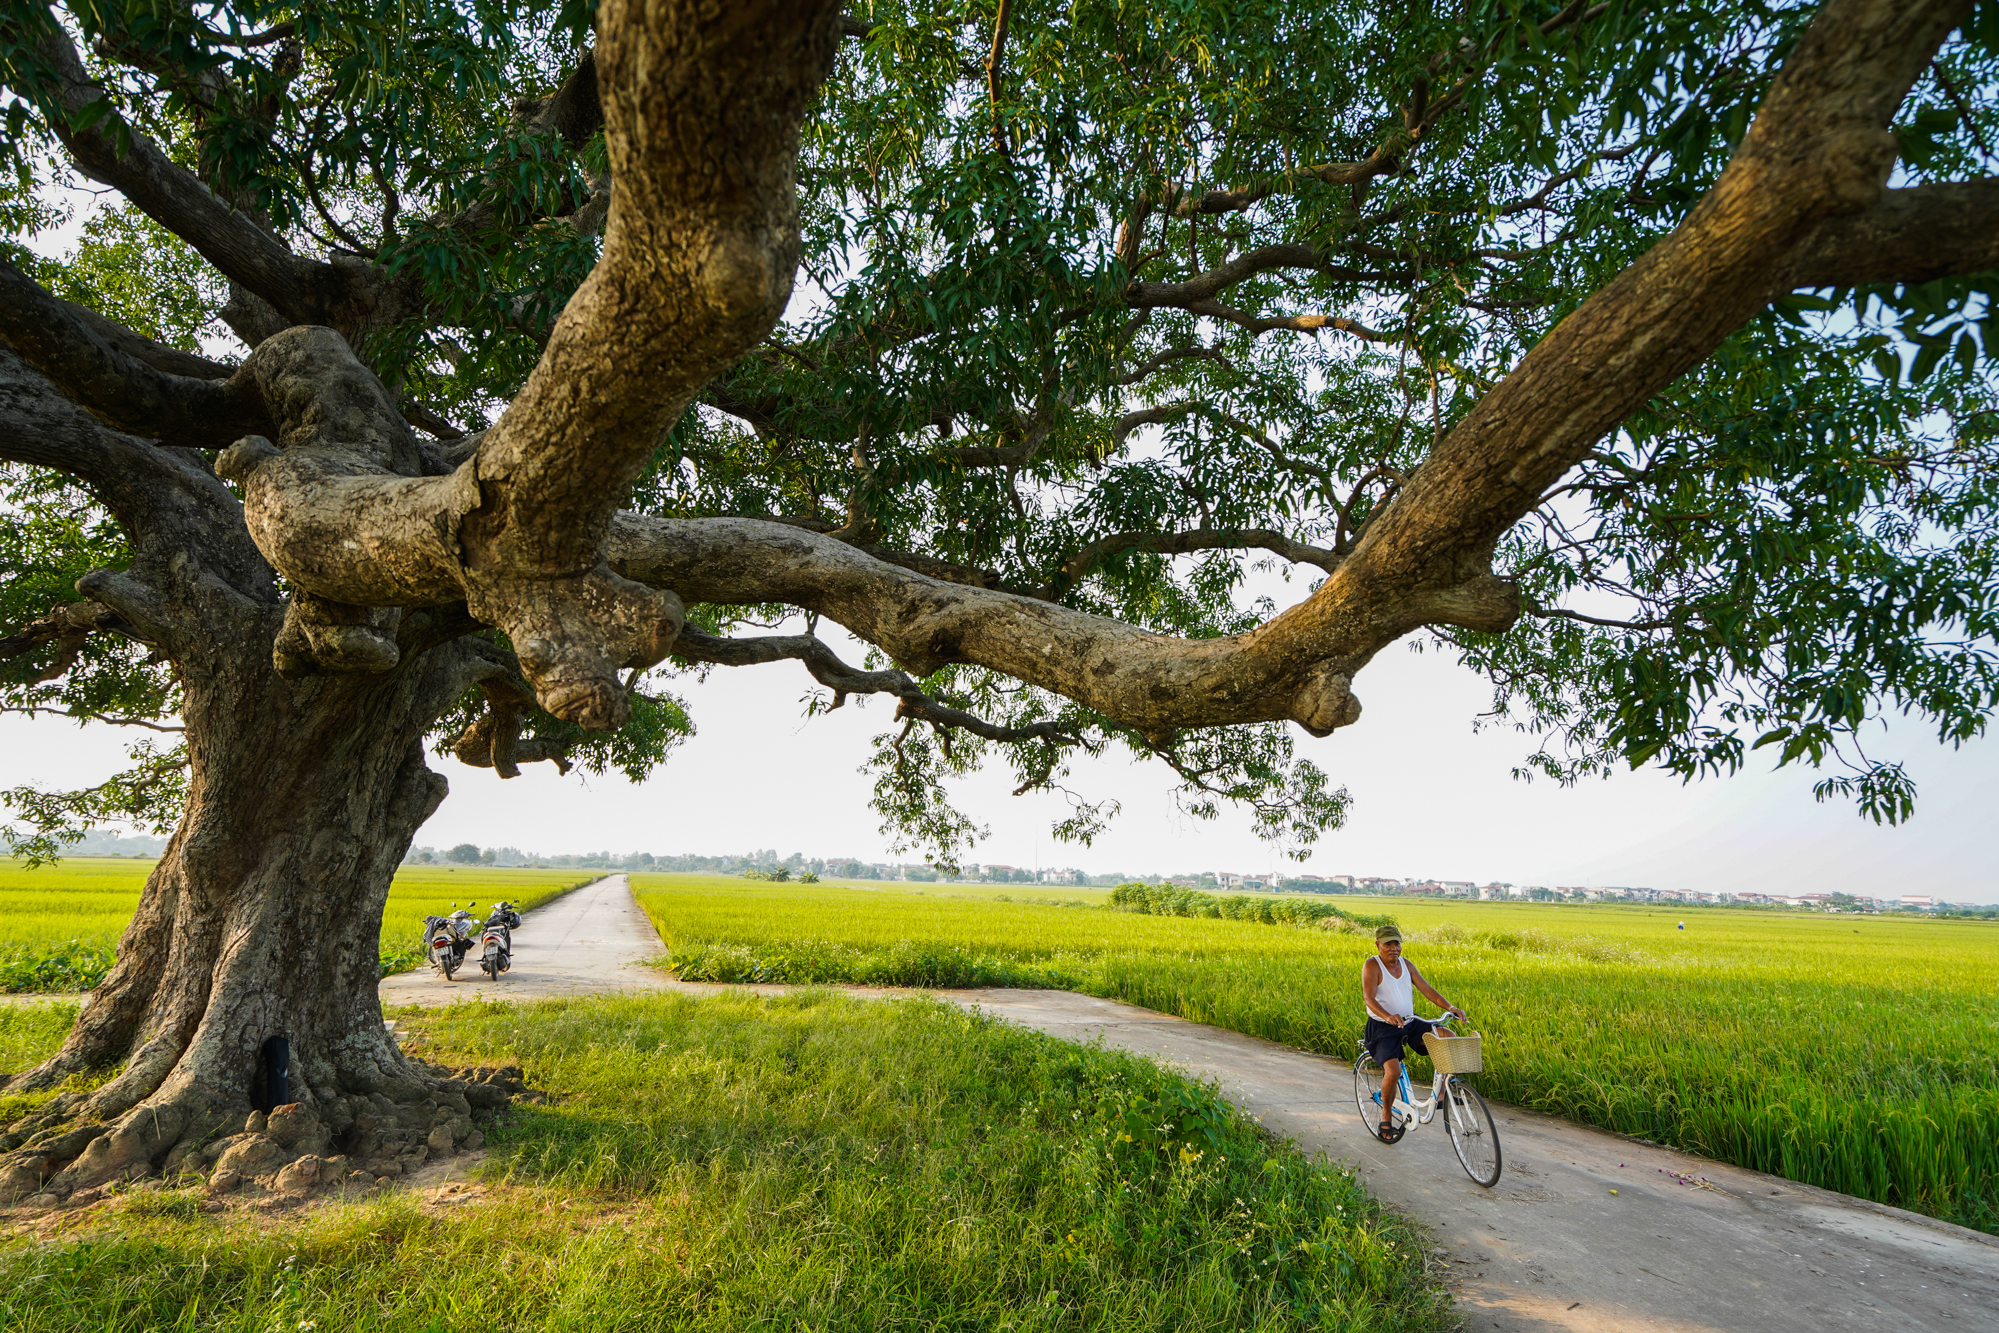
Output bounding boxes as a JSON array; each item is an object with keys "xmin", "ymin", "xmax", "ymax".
[
  {"xmin": 631, "ymin": 874, "xmax": 1999, "ymax": 1234},
  {"xmin": 0, "ymin": 859, "xmax": 600, "ymax": 990}
]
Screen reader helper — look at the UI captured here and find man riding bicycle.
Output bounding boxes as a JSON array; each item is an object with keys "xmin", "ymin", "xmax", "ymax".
[{"xmin": 1361, "ymin": 924, "xmax": 1466, "ymax": 1143}]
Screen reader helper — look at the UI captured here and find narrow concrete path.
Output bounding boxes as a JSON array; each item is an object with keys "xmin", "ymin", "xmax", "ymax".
[
  {"xmin": 371, "ymin": 876, "xmax": 1999, "ymax": 1332},
  {"xmin": 378, "ymin": 873, "xmax": 671, "ymax": 1006},
  {"xmin": 0, "ymin": 993, "xmax": 88, "ymax": 1009},
  {"xmin": 948, "ymin": 989, "xmax": 1999, "ymax": 1333}
]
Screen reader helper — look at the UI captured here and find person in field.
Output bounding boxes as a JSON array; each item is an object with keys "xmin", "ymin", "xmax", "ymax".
[{"xmin": 1361, "ymin": 924, "xmax": 1466, "ymax": 1143}]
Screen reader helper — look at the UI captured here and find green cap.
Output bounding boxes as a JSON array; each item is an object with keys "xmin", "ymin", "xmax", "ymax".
[{"xmin": 1375, "ymin": 925, "xmax": 1402, "ymax": 944}]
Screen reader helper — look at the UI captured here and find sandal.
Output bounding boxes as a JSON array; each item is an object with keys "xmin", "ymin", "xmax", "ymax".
[{"xmin": 1377, "ymin": 1120, "xmax": 1397, "ymax": 1143}]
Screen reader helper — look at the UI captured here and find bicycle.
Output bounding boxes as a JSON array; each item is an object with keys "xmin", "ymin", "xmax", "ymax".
[{"xmin": 1353, "ymin": 1018, "xmax": 1503, "ymax": 1187}]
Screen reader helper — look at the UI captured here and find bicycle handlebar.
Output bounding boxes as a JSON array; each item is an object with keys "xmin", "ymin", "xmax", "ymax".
[{"xmin": 1383, "ymin": 1008, "xmax": 1467, "ymax": 1025}]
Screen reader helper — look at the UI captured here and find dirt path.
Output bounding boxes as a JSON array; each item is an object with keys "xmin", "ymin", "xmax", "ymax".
[
  {"xmin": 365, "ymin": 877, "xmax": 1999, "ymax": 1331},
  {"xmin": 378, "ymin": 873, "xmax": 672, "ymax": 1006}
]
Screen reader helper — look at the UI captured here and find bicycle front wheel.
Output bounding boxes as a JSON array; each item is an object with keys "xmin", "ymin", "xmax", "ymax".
[{"xmin": 1443, "ymin": 1078, "xmax": 1502, "ymax": 1186}]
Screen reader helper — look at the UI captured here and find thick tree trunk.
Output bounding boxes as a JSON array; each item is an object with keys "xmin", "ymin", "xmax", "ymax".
[{"xmin": 0, "ymin": 614, "xmax": 512, "ymax": 1208}]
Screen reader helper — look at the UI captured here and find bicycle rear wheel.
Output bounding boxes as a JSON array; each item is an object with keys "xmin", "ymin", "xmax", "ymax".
[
  {"xmin": 1353, "ymin": 1053, "xmax": 1403, "ymax": 1143},
  {"xmin": 1442, "ymin": 1077, "xmax": 1502, "ymax": 1186}
]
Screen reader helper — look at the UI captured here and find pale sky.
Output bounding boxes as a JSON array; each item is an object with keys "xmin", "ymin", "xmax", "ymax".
[{"xmin": 5, "ymin": 612, "xmax": 1994, "ymax": 902}]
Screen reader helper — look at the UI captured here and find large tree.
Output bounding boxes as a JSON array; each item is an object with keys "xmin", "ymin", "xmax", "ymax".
[{"xmin": 1, "ymin": 0, "xmax": 1995, "ymax": 1197}]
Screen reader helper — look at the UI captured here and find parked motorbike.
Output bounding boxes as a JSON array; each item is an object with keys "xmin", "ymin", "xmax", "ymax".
[
  {"xmin": 421, "ymin": 903, "xmax": 480, "ymax": 980},
  {"xmin": 479, "ymin": 900, "xmax": 520, "ymax": 978}
]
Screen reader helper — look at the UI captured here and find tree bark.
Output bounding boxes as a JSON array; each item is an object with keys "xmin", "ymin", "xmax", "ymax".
[
  {"xmin": 0, "ymin": 624, "xmax": 514, "ymax": 1204},
  {"xmin": 0, "ymin": 352, "xmax": 516, "ymax": 1206}
]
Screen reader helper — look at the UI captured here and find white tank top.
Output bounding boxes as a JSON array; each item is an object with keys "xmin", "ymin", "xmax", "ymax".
[{"xmin": 1367, "ymin": 956, "xmax": 1414, "ymax": 1021}]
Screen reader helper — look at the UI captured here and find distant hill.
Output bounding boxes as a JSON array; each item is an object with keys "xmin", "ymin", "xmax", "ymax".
[{"xmin": 62, "ymin": 829, "xmax": 169, "ymax": 857}]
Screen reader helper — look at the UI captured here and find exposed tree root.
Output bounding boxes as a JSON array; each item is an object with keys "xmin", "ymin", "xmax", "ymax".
[{"xmin": 0, "ymin": 1061, "xmax": 531, "ymax": 1213}]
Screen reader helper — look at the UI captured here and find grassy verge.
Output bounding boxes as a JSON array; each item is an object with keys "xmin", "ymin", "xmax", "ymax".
[
  {"xmin": 0, "ymin": 1002, "xmax": 81, "ymax": 1125},
  {"xmin": 632, "ymin": 874, "xmax": 1999, "ymax": 1233},
  {"xmin": 0, "ymin": 862, "xmax": 603, "ymax": 990},
  {"xmin": 0, "ymin": 992, "xmax": 1446, "ymax": 1332}
]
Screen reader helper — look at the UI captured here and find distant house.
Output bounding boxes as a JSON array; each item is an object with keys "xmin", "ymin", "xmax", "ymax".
[{"xmin": 1901, "ymin": 894, "xmax": 1935, "ymax": 909}]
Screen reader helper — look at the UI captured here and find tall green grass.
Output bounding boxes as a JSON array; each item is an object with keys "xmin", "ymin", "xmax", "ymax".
[
  {"xmin": 0, "ymin": 1002, "xmax": 75, "ymax": 1082},
  {"xmin": 632, "ymin": 874, "xmax": 1999, "ymax": 1233},
  {"xmin": 0, "ymin": 860, "xmax": 602, "ymax": 990},
  {"xmin": 1108, "ymin": 882, "xmax": 1396, "ymax": 930},
  {"xmin": 0, "ymin": 992, "xmax": 1446, "ymax": 1332}
]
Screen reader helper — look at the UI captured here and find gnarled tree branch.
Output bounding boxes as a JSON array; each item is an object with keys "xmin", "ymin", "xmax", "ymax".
[
  {"xmin": 0, "ymin": 260, "xmax": 271, "ymax": 448},
  {"xmin": 1045, "ymin": 526, "xmax": 1345, "ymax": 600},
  {"xmin": 608, "ymin": 515, "xmax": 1515, "ymax": 744},
  {"xmin": 673, "ymin": 628, "xmax": 1079, "ymax": 746},
  {"xmin": 1781, "ymin": 176, "xmax": 1999, "ymax": 287},
  {"xmin": 16, "ymin": 20, "xmax": 341, "ymax": 328},
  {"xmin": 212, "ymin": 1, "xmax": 845, "ymax": 733},
  {"xmin": 1182, "ymin": 300, "xmax": 1391, "ymax": 341},
  {"xmin": 0, "ymin": 602, "xmax": 126, "ymax": 682}
]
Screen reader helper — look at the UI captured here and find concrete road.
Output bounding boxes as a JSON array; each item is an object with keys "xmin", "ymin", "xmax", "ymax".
[
  {"xmin": 379, "ymin": 873, "xmax": 672, "ymax": 1006},
  {"xmin": 372, "ymin": 877, "xmax": 1999, "ymax": 1331}
]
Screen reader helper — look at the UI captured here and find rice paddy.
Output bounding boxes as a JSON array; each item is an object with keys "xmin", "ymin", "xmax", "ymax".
[
  {"xmin": 0, "ymin": 859, "xmax": 600, "ymax": 989},
  {"xmin": 632, "ymin": 874, "xmax": 1999, "ymax": 1233}
]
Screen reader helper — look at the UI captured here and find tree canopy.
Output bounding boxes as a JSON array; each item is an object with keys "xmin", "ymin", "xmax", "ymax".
[{"xmin": 4, "ymin": 0, "xmax": 1997, "ymax": 867}]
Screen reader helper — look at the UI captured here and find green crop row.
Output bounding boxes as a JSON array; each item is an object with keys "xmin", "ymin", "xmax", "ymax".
[
  {"xmin": 631, "ymin": 874, "xmax": 1999, "ymax": 1234},
  {"xmin": 0, "ymin": 860, "xmax": 604, "ymax": 990},
  {"xmin": 1108, "ymin": 882, "xmax": 1396, "ymax": 930}
]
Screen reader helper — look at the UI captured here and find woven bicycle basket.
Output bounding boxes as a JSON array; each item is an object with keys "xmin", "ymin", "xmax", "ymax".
[{"xmin": 1426, "ymin": 1029, "xmax": 1483, "ymax": 1074}]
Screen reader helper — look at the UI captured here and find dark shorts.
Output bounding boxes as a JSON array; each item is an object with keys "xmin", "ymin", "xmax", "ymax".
[{"xmin": 1364, "ymin": 1017, "xmax": 1437, "ymax": 1067}]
